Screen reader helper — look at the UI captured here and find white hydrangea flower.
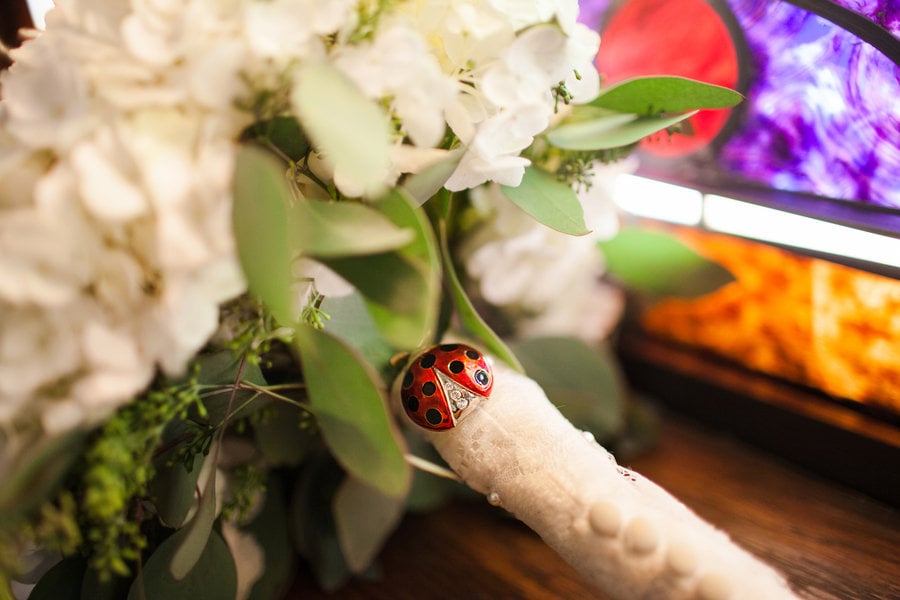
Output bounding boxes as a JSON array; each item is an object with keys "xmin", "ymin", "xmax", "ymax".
[
  {"xmin": 243, "ymin": 0, "xmax": 353, "ymax": 61},
  {"xmin": 460, "ymin": 159, "xmax": 633, "ymax": 342},
  {"xmin": 0, "ymin": 0, "xmax": 254, "ymax": 445},
  {"xmin": 2, "ymin": 35, "xmax": 97, "ymax": 151},
  {"xmin": 439, "ymin": 7, "xmax": 601, "ymax": 189},
  {"xmin": 0, "ymin": 0, "xmax": 604, "ymax": 464},
  {"xmin": 462, "ymin": 182, "xmax": 604, "ymax": 310}
]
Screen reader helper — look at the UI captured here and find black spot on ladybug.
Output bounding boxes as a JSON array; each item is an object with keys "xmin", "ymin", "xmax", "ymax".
[
  {"xmin": 474, "ymin": 369, "xmax": 489, "ymax": 386},
  {"xmin": 422, "ymin": 381, "xmax": 436, "ymax": 396},
  {"xmin": 449, "ymin": 360, "xmax": 464, "ymax": 374},
  {"xmin": 420, "ymin": 353, "xmax": 436, "ymax": 369},
  {"xmin": 407, "ymin": 396, "xmax": 419, "ymax": 412},
  {"xmin": 426, "ymin": 408, "xmax": 442, "ymax": 425},
  {"xmin": 440, "ymin": 343, "xmax": 459, "ymax": 351},
  {"xmin": 465, "ymin": 349, "xmax": 480, "ymax": 360},
  {"xmin": 402, "ymin": 371, "xmax": 414, "ymax": 388}
]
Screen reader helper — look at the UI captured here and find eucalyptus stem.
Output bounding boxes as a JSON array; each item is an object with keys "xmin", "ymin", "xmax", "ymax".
[{"xmin": 238, "ymin": 381, "xmax": 311, "ymax": 412}]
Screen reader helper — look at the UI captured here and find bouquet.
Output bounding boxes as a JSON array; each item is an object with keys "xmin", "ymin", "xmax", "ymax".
[{"xmin": 0, "ymin": 1, "xmax": 744, "ymax": 598}]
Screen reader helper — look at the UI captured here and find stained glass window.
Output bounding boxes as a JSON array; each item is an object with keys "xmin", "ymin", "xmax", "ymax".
[{"xmin": 581, "ymin": 0, "xmax": 900, "ymax": 210}]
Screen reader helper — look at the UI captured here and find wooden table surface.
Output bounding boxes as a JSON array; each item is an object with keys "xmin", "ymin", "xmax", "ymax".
[{"xmin": 289, "ymin": 414, "xmax": 900, "ymax": 599}]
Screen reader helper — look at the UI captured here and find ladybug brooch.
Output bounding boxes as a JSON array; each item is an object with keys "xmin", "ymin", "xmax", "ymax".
[{"xmin": 400, "ymin": 343, "xmax": 493, "ymax": 431}]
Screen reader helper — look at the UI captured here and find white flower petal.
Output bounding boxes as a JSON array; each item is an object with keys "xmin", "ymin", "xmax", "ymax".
[{"xmin": 71, "ymin": 136, "xmax": 148, "ymax": 222}]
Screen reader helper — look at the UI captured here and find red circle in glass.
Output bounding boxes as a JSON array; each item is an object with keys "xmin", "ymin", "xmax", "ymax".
[{"xmin": 595, "ymin": 0, "xmax": 739, "ymax": 157}]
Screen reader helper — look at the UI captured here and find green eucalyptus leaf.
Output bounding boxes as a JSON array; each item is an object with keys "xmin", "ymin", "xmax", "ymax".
[
  {"xmin": 326, "ymin": 255, "xmax": 418, "ymax": 311},
  {"xmin": 321, "ymin": 292, "xmax": 395, "ymax": 372},
  {"xmin": 599, "ymin": 227, "xmax": 735, "ymax": 297},
  {"xmin": 292, "ymin": 63, "xmax": 391, "ymax": 198},
  {"xmin": 404, "ymin": 434, "xmax": 457, "ymax": 512},
  {"xmin": 592, "ymin": 76, "xmax": 743, "ymax": 115},
  {"xmin": 150, "ymin": 453, "xmax": 203, "ymax": 528},
  {"xmin": 509, "ymin": 337, "xmax": 625, "ymax": 441},
  {"xmin": 169, "ymin": 444, "xmax": 219, "ymax": 580},
  {"xmin": 547, "ymin": 111, "xmax": 696, "ymax": 151},
  {"xmin": 376, "ymin": 190, "xmax": 441, "ymax": 268},
  {"xmin": 321, "ymin": 191, "xmax": 440, "ymax": 350},
  {"xmin": 80, "ymin": 562, "xmax": 130, "ymax": 600},
  {"xmin": 438, "ymin": 224, "xmax": 523, "ymax": 372},
  {"xmin": 500, "ymin": 167, "xmax": 590, "ymax": 236},
  {"xmin": 128, "ymin": 529, "xmax": 236, "ymax": 600},
  {"xmin": 202, "ymin": 388, "xmax": 264, "ymax": 430},
  {"xmin": 402, "ymin": 150, "xmax": 464, "ymax": 205},
  {"xmin": 240, "ymin": 116, "xmax": 309, "ymax": 162},
  {"xmin": 289, "ymin": 451, "xmax": 350, "ymax": 591},
  {"xmin": 30, "ymin": 556, "xmax": 85, "ymax": 600},
  {"xmin": 294, "ymin": 327, "xmax": 411, "ymax": 498},
  {"xmin": 371, "ymin": 190, "xmax": 441, "ymax": 346},
  {"xmin": 292, "ymin": 198, "xmax": 414, "ymax": 258},
  {"xmin": 232, "ymin": 145, "xmax": 295, "ymax": 326},
  {"xmin": 323, "ymin": 253, "xmax": 425, "ymax": 345},
  {"xmin": 246, "ymin": 478, "xmax": 294, "ymax": 600},
  {"xmin": 254, "ymin": 403, "xmax": 315, "ymax": 467},
  {"xmin": 195, "ymin": 352, "xmax": 268, "ymax": 427},
  {"xmin": 561, "ymin": 104, "xmax": 623, "ymax": 124},
  {"xmin": 195, "ymin": 350, "xmax": 266, "ymax": 387},
  {"xmin": 333, "ymin": 476, "xmax": 405, "ymax": 573}
]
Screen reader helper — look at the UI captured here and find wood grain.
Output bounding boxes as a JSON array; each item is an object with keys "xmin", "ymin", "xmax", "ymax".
[{"xmin": 288, "ymin": 415, "xmax": 900, "ymax": 599}]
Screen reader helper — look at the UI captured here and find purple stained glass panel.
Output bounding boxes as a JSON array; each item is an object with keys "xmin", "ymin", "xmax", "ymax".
[
  {"xmin": 578, "ymin": 0, "xmax": 900, "ymax": 209},
  {"xmin": 578, "ymin": 0, "xmax": 612, "ymax": 28},
  {"xmin": 720, "ymin": 0, "xmax": 900, "ymax": 208},
  {"xmin": 832, "ymin": 0, "xmax": 900, "ymax": 37}
]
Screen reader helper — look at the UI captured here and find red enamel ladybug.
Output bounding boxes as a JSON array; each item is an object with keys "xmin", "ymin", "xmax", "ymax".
[{"xmin": 400, "ymin": 343, "xmax": 493, "ymax": 431}]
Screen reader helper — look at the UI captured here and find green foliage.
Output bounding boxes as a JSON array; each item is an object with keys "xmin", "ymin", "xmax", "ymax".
[
  {"xmin": 232, "ymin": 145, "xmax": 297, "ymax": 327},
  {"xmin": 28, "ymin": 555, "xmax": 86, "ymax": 600},
  {"xmin": 547, "ymin": 107, "xmax": 698, "ymax": 151},
  {"xmin": 13, "ymin": 47, "xmax": 745, "ymax": 600},
  {"xmin": 322, "ymin": 191, "xmax": 441, "ymax": 349},
  {"xmin": 500, "ymin": 167, "xmax": 590, "ymax": 236},
  {"xmin": 599, "ymin": 227, "xmax": 735, "ymax": 298},
  {"xmin": 0, "ymin": 429, "xmax": 86, "ymax": 532},
  {"xmin": 235, "ymin": 69, "xmax": 293, "ymax": 124},
  {"xmin": 546, "ymin": 75, "xmax": 741, "ymax": 154},
  {"xmin": 222, "ymin": 464, "xmax": 268, "ymax": 523},
  {"xmin": 348, "ymin": 0, "xmax": 400, "ymax": 43},
  {"xmin": 320, "ymin": 292, "xmax": 396, "ymax": 373},
  {"xmin": 292, "ymin": 63, "xmax": 391, "ymax": 198},
  {"xmin": 290, "ymin": 451, "xmax": 351, "ymax": 591},
  {"xmin": 167, "ymin": 445, "xmax": 218, "ymax": 581},
  {"xmin": 80, "ymin": 378, "xmax": 205, "ymax": 578},
  {"xmin": 27, "ymin": 492, "xmax": 81, "ymax": 556},
  {"xmin": 438, "ymin": 223, "xmax": 524, "ymax": 373},
  {"xmin": 150, "ymin": 454, "xmax": 203, "ymax": 529},
  {"xmin": 509, "ymin": 337, "xmax": 626, "ymax": 442},
  {"xmin": 333, "ymin": 476, "xmax": 405, "ymax": 573},
  {"xmin": 591, "ymin": 75, "xmax": 744, "ymax": 115},
  {"xmin": 128, "ymin": 530, "xmax": 236, "ymax": 600},
  {"xmin": 295, "ymin": 326, "xmax": 411, "ymax": 498},
  {"xmin": 291, "ymin": 196, "xmax": 415, "ymax": 258},
  {"xmin": 402, "ymin": 434, "xmax": 459, "ymax": 513},
  {"xmin": 245, "ymin": 478, "xmax": 294, "ymax": 600},
  {"xmin": 254, "ymin": 402, "xmax": 317, "ymax": 468},
  {"xmin": 402, "ymin": 150, "xmax": 464, "ymax": 205},
  {"xmin": 218, "ymin": 295, "xmax": 285, "ymax": 368},
  {"xmin": 241, "ymin": 116, "xmax": 310, "ymax": 162}
]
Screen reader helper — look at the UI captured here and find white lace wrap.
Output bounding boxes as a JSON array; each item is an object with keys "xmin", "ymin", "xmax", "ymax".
[{"xmin": 424, "ymin": 360, "xmax": 798, "ymax": 600}]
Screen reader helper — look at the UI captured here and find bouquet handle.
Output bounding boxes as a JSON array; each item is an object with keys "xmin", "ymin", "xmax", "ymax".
[{"xmin": 422, "ymin": 360, "xmax": 799, "ymax": 600}]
